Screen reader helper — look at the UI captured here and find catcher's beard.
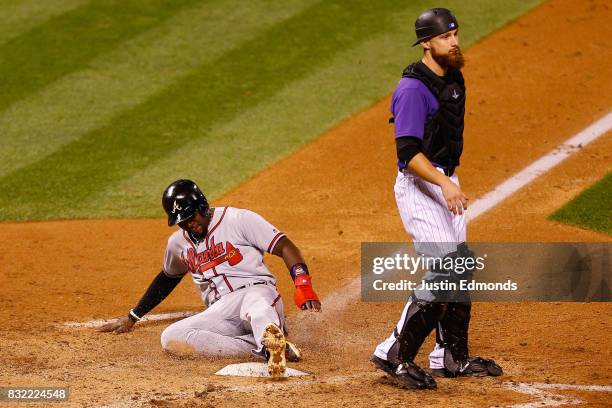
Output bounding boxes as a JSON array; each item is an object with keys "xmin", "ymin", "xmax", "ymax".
[{"xmin": 432, "ymin": 47, "xmax": 465, "ymax": 70}]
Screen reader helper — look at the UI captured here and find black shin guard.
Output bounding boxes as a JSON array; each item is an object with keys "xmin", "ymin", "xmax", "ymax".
[
  {"xmin": 437, "ymin": 301, "xmax": 471, "ymax": 374},
  {"xmin": 435, "ymin": 243, "xmax": 474, "ymax": 369},
  {"xmin": 436, "ymin": 302, "xmax": 503, "ymax": 377},
  {"xmin": 388, "ymin": 298, "xmax": 443, "ymax": 364}
]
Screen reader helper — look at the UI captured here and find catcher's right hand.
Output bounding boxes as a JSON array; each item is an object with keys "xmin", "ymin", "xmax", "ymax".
[
  {"xmin": 96, "ymin": 316, "xmax": 135, "ymax": 334},
  {"xmin": 440, "ymin": 178, "xmax": 468, "ymax": 215}
]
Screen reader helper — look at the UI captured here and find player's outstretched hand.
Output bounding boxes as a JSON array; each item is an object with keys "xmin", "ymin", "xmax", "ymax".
[
  {"xmin": 96, "ymin": 316, "xmax": 135, "ymax": 334},
  {"xmin": 301, "ymin": 300, "xmax": 322, "ymax": 312},
  {"xmin": 440, "ymin": 178, "xmax": 468, "ymax": 215}
]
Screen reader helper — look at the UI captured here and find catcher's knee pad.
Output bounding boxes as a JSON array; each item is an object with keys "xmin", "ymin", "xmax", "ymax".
[
  {"xmin": 389, "ymin": 298, "xmax": 444, "ymax": 364},
  {"xmin": 429, "ymin": 243, "xmax": 476, "ymax": 302}
]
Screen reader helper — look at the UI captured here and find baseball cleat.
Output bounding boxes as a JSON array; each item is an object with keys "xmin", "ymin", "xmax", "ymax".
[
  {"xmin": 285, "ymin": 340, "xmax": 302, "ymax": 362},
  {"xmin": 371, "ymin": 355, "xmax": 437, "ymax": 390},
  {"xmin": 431, "ymin": 356, "xmax": 503, "ymax": 377},
  {"xmin": 262, "ymin": 323, "xmax": 286, "ymax": 379}
]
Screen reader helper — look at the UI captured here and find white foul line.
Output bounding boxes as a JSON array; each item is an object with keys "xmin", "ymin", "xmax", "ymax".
[
  {"xmin": 467, "ymin": 110, "xmax": 612, "ymax": 222},
  {"xmin": 66, "ymin": 110, "xmax": 612, "ymax": 329},
  {"xmin": 533, "ymin": 383, "xmax": 612, "ymax": 392},
  {"xmin": 503, "ymin": 382, "xmax": 612, "ymax": 408}
]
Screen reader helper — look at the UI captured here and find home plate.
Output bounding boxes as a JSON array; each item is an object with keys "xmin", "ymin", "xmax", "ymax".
[{"xmin": 215, "ymin": 362, "xmax": 310, "ymax": 377}]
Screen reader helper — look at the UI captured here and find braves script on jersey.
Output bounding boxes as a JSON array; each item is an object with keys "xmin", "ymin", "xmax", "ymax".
[{"xmin": 163, "ymin": 206, "xmax": 285, "ymax": 305}]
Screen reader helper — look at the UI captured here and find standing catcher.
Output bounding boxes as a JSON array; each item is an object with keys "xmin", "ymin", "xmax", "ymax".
[
  {"xmin": 98, "ymin": 179, "xmax": 321, "ymax": 378},
  {"xmin": 371, "ymin": 8, "xmax": 502, "ymax": 389}
]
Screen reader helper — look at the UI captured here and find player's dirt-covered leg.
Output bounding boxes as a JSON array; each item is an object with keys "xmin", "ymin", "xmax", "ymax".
[
  {"xmin": 240, "ymin": 285, "xmax": 285, "ymax": 350},
  {"xmin": 239, "ymin": 285, "xmax": 300, "ymax": 375},
  {"xmin": 160, "ymin": 315, "xmax": 255, "ymax": 357},
  {"xmin": 262, "ymin": 323, "xmax": 287, "ymax": 379},
  {"xmin": 160, "ymin": 290, "xmax": 258, "ymax": 357}
]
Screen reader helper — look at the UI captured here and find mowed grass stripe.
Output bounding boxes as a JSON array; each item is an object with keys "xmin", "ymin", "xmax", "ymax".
[
  {"xmin": 0, "ymin": 0, "xmax": 318, "ymax": 178},
  {"xmin": 0, "ymin": 0, "xmax": 200, "ymax": 114},
  {"xmin": 105, "ymin": 29, "xmax": 423, "ymax": 218},
  {"xmin": 98, "ymin": 0, "xmax": 543, "ymax": 218},
  {"xmin": 0, "ymin": 0, "xmax": 88, "ymax": 46},
  {"xmin": 0, "ymin": 0, "xmax": 398, "ymax": 221}
]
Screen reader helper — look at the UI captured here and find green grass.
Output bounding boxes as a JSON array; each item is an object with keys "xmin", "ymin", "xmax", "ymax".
[
  {"xmin": 0, "ymin": 0, "xmax": 88, "ymax": 47},
  {"xmin": 0, "ymin": 0, "xmax": 202, "ymax": 114},
  {"xmin": 0, "ymin": 0, "xmax": 318, "ymax": 179},
  {"xmin": 550, "ymin": 172, "xmax": 612, "ymax": 236},
  {"xmin": 0, "ymin": 0, "xmax": 543, "ymax": 221}
]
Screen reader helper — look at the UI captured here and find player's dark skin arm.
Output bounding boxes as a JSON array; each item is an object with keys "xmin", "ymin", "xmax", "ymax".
[
  {"xmin": 407, "ymin": 153, "xmax": 468, "ymax": 215},
  {"xmin": 272, "ymin": 237, "xmax": 322, "ymax": 312}
]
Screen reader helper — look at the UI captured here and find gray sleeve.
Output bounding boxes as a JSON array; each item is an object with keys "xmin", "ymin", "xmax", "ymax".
[
  {"xmin": 163, "ymin": 236, "xmax": 188, "ymax": 277},
  {"xmin": 237, "ymin": 209, "xmax": 286, "ymax": 253}
]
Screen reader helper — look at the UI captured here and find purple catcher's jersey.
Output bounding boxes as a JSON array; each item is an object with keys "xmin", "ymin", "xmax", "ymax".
[
  {"xmin": 163, "ymin": 207, "xmax": 286, "ymax": 306},
  {"xmin": 391, "ymin": 77, "xmax": 439, "ymax": 169},
  {"xmin": 391, "ymin": 77, "xmax": 439, "ymax": 138}
]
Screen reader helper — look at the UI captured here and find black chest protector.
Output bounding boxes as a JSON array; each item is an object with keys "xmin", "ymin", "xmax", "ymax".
[{"xmin": 401, "ymin": 61, "xmax": 465, "ymax": 176}]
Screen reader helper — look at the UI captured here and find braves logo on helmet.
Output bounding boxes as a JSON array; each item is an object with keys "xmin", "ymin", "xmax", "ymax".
[
  {"xmin": 163, "ymin": 179, "xmax": 210, "ymax": 227},
  {"xmin": 172, "ymin": 200, "xmax": 182, "ymax": 214}
]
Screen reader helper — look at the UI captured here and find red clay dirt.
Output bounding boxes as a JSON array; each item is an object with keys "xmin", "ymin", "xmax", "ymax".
[{"xmin": 1, "ymin": 0, "xmax": 611, "ymax": 406}]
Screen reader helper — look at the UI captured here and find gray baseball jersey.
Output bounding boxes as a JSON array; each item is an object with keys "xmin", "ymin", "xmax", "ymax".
[{"xmin": 163, "ymin": 206, "xmax": 286, "ymax": 306}]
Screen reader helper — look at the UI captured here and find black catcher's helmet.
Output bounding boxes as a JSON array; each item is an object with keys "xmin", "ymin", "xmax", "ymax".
[
  {"xmin": 413, "ymin": 8, "xmax": 459, "ymax": 46},
  {"xmin": 162, "ymin": 179, "xmax": 209, "ymax": 226}
]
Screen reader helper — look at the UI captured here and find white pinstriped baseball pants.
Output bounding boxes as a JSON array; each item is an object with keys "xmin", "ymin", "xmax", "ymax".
[
  {"xmin": 395, "ymin": 168, "xmax": 465, "ymax": 246},
  {"xmin": 374, "ymin": 169, "xmax": 466, "ymax": 369}
]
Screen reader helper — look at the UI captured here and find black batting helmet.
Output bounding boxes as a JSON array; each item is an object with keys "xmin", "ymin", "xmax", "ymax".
[
  {"xmin": 162, "ymin": 179, "xmax": 209, "ymax": 227},
  {"xmin": 413, "ymin": 8, "xmax": 459, "ymax": 46}
]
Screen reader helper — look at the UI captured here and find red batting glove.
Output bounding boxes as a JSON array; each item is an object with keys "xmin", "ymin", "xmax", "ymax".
[{"xmin": 294, "ymin": 275, "xmax": 319, "ymax": 309}]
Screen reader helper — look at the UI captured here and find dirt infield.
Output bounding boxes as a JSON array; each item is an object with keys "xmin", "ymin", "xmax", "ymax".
[{"xmin": 1, "ymin": 0, "xmax": 611, "ymax": 406}]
